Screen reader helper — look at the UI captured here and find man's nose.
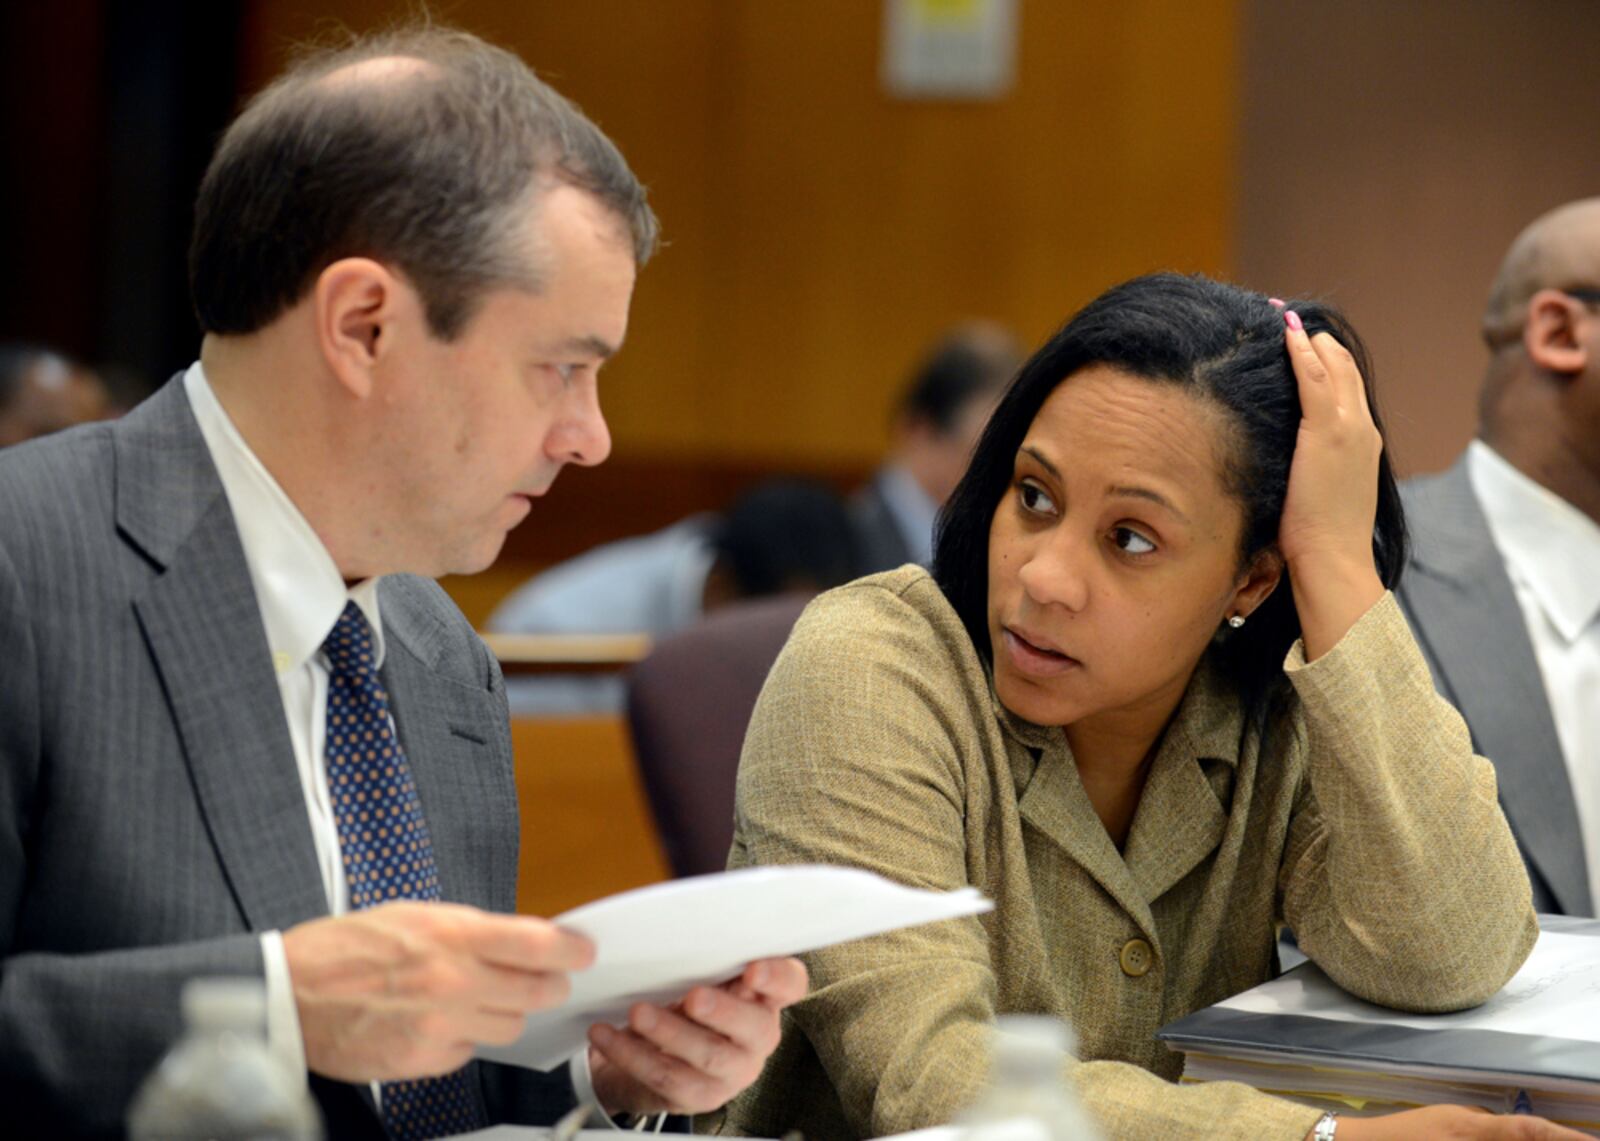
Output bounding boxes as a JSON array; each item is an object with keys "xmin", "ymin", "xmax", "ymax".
[{"xmin": 553, "ymin": 384, "xmax": 611, "ymax": 468}]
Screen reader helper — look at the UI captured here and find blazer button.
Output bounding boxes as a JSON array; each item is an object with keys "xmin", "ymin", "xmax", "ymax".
[{"xmin": 1119, "ymin": 938, "xmax": 1153, "ymax": 978}]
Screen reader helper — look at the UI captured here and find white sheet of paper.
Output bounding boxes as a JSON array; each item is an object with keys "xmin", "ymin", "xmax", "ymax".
[
  {"xmin": 475, "ymin": 865, "xmax": 991, "ymax": 1071},
  {"xmin": 1219, "ymin": 931, "xmax": 1600, "ymax": 1041}
]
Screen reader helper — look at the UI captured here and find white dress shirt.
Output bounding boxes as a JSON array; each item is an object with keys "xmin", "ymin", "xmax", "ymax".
[
  {"xmin": 1469, "ymin": 440, "xmax": 1600, "ymax": 897},
  {"xmin": 184, "ymin": 363, "xmax": 385, "ymax": 1086}
]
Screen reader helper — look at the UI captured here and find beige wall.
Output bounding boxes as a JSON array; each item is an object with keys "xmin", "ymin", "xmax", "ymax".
[{"xmin": 1236, "ymin": 0, "xmax": 1600, "ymax": 477}]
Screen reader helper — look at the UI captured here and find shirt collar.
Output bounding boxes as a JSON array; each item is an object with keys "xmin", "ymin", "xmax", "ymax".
[
  {"xmin": 1468, "ymin": 440, "xmax": 1600, "ymax": 643},
  {"xmin": 183, "ymin": 363, "xmax": 386, "ymax": 675}
]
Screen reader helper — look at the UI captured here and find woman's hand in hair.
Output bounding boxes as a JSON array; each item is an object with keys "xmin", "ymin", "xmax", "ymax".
[{"xmin": 1276, "ymin": 309, "xmax": 1387, "ymax": 661}]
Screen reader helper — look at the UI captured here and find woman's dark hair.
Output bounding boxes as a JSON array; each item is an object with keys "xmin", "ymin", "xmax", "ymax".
[{"xmin": 932, "ymin": 271, "xmax": 1408, "ymax": 701}]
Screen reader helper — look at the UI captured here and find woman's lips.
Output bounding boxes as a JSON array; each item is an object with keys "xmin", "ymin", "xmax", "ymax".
[{"xmin": 1002, "ymin": 627, "xmax": 1081, "ymax": 678}]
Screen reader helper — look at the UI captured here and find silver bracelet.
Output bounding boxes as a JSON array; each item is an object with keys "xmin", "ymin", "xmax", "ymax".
[{"xmin": 1312, "ymin": 1111, "xmax": 1338, "ymax": 1140}]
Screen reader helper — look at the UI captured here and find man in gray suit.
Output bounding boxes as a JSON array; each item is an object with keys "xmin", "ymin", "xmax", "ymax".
[
  {"xmin": 1398, "ymin": 197, "xmax": 1600, "ymax": 917},
  {"xmin": 0, "ymin": 27, "xmax": 801, "ymax": 1138}
]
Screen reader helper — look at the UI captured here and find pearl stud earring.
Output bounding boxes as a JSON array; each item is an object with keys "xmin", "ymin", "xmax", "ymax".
[{"xmin": 1227, "ymin": 615, "xmax": 1246, "ymax": 629}]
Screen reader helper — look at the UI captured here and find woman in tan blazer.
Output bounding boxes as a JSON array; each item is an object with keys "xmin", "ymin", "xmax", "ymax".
[{"xmin": 716, "ymin": 275, "xmax": 1574, "ymax": 1140}]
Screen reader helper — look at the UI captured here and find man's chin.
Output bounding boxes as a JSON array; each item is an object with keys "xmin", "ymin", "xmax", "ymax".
[{"xmin": 440, "ymin": 531, "xmax": 511, "ymax": 579}]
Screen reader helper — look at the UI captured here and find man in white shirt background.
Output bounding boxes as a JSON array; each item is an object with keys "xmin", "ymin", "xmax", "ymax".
[
  {"xmin": 0, "ymin": 24, "xmax": 802, "ymax": 1139},
  {"xmin": 1398, "ymin": 196, "xmax": 1600, "ymax": 918}
]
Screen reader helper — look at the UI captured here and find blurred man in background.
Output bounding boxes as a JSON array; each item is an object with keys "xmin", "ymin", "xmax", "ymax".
[
  {"xmin": 852, "ymin": 321, "xmax": 1020, "ymax": 571},
  {"xmin": 0, "ymin": 344, "xmax": 113, "ymax": 446},
  {"xmin": 1398, "ymin": 196, "xmax": 1600, "ymax": 917},
  {"xmin": 491, "ymin": 478, "xmax": 861, "ymax": 714}
]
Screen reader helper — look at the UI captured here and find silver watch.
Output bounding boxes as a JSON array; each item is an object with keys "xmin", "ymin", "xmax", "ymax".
[{"xmin": 1312, "ymin": 1111, "xmax": 1338, "ymax": 1140}]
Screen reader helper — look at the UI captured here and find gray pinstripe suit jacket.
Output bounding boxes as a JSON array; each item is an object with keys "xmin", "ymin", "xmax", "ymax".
[
  {"xmin": 0, "ymin": 379, "xmax": 572, "ymax": 1137},
  {"xmin": 1396, "ymin": 457, "xmax": 1592, "ymax": 917}
]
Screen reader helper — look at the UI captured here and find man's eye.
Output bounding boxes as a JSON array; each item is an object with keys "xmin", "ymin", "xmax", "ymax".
[
  {"xmin": 1113, "ymin": 527, "xmax": 1156, "ymax": 555},
  {"xmin": 1019, "ymin": 482, "xmax": 1056, "ymax": 514}
]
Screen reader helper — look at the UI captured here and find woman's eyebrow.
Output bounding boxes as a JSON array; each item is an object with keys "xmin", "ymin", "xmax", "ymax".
[
  {"xmin": 1018, "ymin": 444, "xmax": 1060, "ymax": 478},
  {"xmin": 1022, "ymin": 444, "xmax": 1192, "ymax": 524},
  {"xmin": 1108, "ymin": 484, "xmax": 1190, "ymax": 524}
]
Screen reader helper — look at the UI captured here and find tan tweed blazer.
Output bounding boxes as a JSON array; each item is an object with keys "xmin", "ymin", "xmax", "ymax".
[{"xmin": 713, "ymin": 567, "xmax": 1537, "ymax": 1140}]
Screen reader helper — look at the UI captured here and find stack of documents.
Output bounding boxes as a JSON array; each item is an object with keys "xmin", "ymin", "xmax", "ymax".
[
  {"xmin": 477, "ymin": 865, "xmax": 991, "ymax": 1072},
  {"xmin": 1158, "ymin": 922, "xmax": 1600, "ymax": 1134}
]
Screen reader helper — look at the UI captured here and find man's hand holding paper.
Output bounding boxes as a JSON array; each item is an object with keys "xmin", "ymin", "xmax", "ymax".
[{"xmin": 284, "ymin": 901, "xmax": 599, "ymax": 1082}]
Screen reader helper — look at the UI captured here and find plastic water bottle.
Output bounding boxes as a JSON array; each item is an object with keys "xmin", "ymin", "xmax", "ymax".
[
  {"xmin": 127, "ymin": 977, "xmax": 322, "ymax": 1140},
  {"xmin": 959, "ymin": 1015, "xmax": 1106, "ymax": 1141}
]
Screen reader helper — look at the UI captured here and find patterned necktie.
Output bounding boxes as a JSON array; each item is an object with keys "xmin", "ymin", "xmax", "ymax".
[{"xmin": 322, "ymin": 601, "xmax": 486, "ymax": 1140}]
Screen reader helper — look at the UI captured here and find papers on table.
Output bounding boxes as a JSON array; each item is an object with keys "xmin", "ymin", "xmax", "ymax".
[
  {"xmin": 476, "ymin": 865, "xmax": 991, "ymax": 1072},
  {"xmin": 1159, "ymin": 920, "xmax": 1600, "ymax": 1133},
  {"xmin": 1216, "ymin": 932, "xmax": 1600, "ymax": 1042}
]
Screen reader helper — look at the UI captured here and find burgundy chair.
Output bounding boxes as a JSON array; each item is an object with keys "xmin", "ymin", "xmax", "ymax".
[{"xmin": 624, "ymin": 592, "xmax": 811, "ymax": 878}]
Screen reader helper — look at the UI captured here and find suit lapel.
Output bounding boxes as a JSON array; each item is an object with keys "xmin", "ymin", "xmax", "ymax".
[
  {"xmin": 118, "ymin": 381, "xmax": 328, "ymax": 933},
  {"xmin": 1403, "ymin": 460, "xmax": 1590, "ymax": 915},
  {"xmin": 382, "ymin": 588, "xmax": 518, "ymax": 916}
]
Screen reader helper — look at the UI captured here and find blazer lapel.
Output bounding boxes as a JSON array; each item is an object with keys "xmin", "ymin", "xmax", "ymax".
[
  {"xmin": 381, "ymin": 587, "xmax": 519, "ymax": 916},
  {"xmin": 1122, "ymin": 664, "xmax": 1232, "ymax": 904},
  {"xmin": 1011, "ymin": 664, "xmax": 1233, "ymax": 935},
  {"xmin": 118, "ymin": 381, "xmax": 328, "ymax": 933},
  {"xmin": 1016, "ymin": 738, "xmax": 1158, "ymax": 939},
  {"xmin": 1122, "ymin": 754, "xmax": 1228, "ymax": 905},
  {"xmin": 1402, "ymin": 460, "xmax": 1590, "ymax": 915}
]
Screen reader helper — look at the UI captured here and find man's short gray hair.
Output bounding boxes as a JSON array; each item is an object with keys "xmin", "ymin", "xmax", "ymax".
[{"xmin": 189, "ymin": 25, "xmax": 658, "ymax": 339}]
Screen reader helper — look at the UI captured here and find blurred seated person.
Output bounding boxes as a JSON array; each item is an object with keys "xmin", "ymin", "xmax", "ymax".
[
  {"xmin": 490, "ymin": 479, "xmax": 861, "ymax": 715},
  {"xmin": 715, "ymin": 275, "xmax": 1559, "ymax": 1140},
  {"xmin": 852, "ymin": 322, "xmax": 1020, "ymax": 570},
  {"xmin": 0, "ymin": 345, "xmax": 113, "ymax": 447}
]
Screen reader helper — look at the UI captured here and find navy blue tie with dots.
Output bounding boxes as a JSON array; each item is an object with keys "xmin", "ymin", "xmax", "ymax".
[{"xmin": 322, "ymin": 601, "xmax": 485, "ymax": 1140}]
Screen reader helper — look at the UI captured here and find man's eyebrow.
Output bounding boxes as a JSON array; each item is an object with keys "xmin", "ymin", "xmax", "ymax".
[
  {"xmin": 555, "ymin": 334, "xmax": 620, "ymax": 360},
  {"xmin": 1109, "ymin": 484, "xmax": 1190, "ymax": 524}
]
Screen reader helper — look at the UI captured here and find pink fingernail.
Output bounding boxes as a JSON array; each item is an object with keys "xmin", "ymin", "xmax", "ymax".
[
  {"xmin": 1268, "ymin": 297, "xmax": 1286, "ymax": 309},
  {"xmin": 1285, "ymin": 309, "xmax": 1303, "ymax": 332}
]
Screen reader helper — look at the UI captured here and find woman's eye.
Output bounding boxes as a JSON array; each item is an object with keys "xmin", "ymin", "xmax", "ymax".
[
  {"xmin": 1019, "ymin": 481, "xmax": 1056, "ymax": 514},
  {"xmin": 1112, "ymin": 527, "xmax": 1156, "ymax": 556}
]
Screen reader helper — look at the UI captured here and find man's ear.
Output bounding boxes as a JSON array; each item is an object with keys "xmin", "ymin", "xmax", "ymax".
[
  {"xmin": 313, "ymin": 257, "xmax": 399, "ymax": 399},
  {"xmin": 1523, "ymin": 288, "xmax": 1589, "ymax": 377},
  {"xmin": 1231, "ymin": 546, "xmax": 1283, "ymax": 622}
]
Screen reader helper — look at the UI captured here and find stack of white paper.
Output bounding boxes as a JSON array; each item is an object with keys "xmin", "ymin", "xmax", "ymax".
[{"xmin": 476, "ymin": 865, "xmax": 991, "ymax": 1072}]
